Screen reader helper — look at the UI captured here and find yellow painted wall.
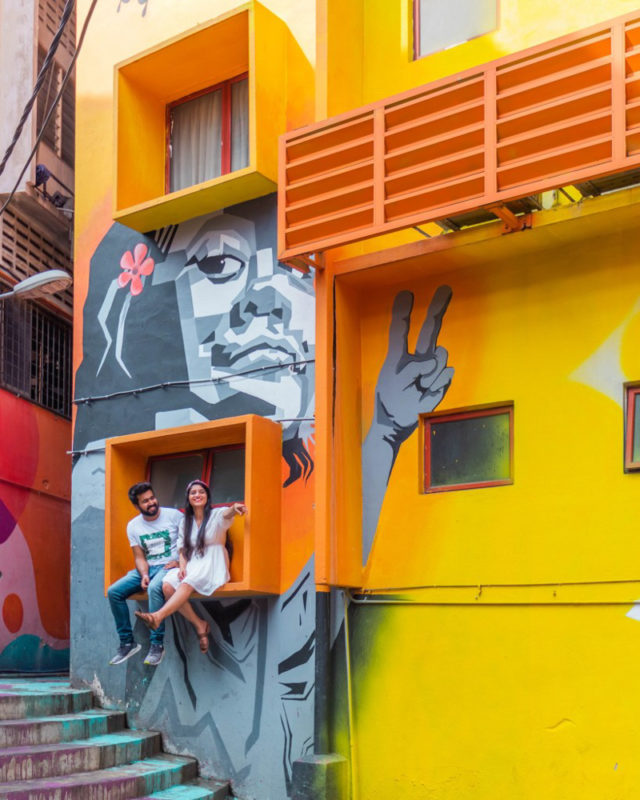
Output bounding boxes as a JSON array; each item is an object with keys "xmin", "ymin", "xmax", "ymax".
[
  {"xmin": 329, "ymin": 201, "xmax": 640, "ymax": 798},
  {"xmin": 314, "ymin": 6, "xmax": 640, "ymax": 796},
  {"xmin": 318, "ymin": 0, "xmax": 640, "ymax": 116}
]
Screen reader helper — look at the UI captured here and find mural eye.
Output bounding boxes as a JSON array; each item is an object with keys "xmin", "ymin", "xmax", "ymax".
[{"xmin": 195, "ymin": 254, "xmax": 245, "ymax": 283}]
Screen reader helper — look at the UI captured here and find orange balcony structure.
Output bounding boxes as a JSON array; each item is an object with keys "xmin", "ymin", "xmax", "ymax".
[{"xmin": 278, "ymin": 10, "xmax": 640, "ymax": 266}]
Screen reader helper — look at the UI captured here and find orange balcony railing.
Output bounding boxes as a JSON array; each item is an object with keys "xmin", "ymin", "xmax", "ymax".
[{"xmin": 278, "ymin": 11, "xmax": 640, "ymax": 265}]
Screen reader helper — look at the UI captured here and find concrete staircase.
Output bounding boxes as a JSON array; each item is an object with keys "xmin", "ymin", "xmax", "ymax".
[{"xmin": 0, "ymin": 678, "xmax": 230, "ymax": 800}]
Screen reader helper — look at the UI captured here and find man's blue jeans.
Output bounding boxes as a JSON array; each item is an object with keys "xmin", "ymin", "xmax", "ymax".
[{"xmin": 108, "ymin": 565, "xmax": 167, "ymax": 647}]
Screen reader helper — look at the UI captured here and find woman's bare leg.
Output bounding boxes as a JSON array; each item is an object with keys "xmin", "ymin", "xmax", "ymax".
[
  {"xmin": 163, "ymin": 583, "xmax": 208, "ymax": 634},
  {"xmin": 136, "ymin": 583, "xmax": 195, "ymax": 629}
]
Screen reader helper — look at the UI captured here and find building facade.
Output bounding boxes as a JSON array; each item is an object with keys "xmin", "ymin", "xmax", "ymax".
[
  {"xmin": 0, "ymin": 0, "xmax": 74, "ymax": 673},
  {"xmin": 72, "ymin": 1, "xmax": 640, "ymax": 798}
]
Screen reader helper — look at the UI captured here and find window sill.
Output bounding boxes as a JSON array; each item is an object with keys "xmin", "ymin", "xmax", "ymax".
[
  {"xmin": 113, "ymin": 168, "xmax": 276, "ymax": 233},
  {"xmin": 114, "ymin": 1, "xmax": 304, "ymax": 232}
]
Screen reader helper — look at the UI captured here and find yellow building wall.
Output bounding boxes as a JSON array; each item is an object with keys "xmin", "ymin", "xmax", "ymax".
[
  {"xmin": 318, "ymin": 0, "xmax": 640, "ymax": 117},
  {"xmin": 328, "ymin": 197, "xmax": 640, "ymax": 797},
  {"xmin": 312, "ymin": 5, "xmax": 640, "ymax": 796}
]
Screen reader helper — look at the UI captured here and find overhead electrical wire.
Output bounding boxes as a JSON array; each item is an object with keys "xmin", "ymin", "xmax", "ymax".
[
  {"xmin": 0, "ymin": 0, "xmax": 99, "ymax": 220},
  {"xmin": 0, "ymin": 0, "xmax": 75, "ymax": 180}
]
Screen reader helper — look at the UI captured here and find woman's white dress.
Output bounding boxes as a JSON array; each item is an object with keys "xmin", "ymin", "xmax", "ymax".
[{"xmin": 164, "ymin": 508, "xmax": 230, "ymax": 595}]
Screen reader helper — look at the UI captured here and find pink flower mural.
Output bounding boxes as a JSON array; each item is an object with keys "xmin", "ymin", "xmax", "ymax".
[{"xmin": 118, "ymin": 243, "xmax": 155, "ymax": 295}]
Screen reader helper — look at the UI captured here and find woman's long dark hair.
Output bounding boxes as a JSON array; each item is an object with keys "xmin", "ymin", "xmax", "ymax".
[{"xmin": 182, "ymin": 480, "xmax": 212, "ymax": 559}]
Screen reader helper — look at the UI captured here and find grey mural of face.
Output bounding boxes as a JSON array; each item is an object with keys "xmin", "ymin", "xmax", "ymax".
[{"xmin": 168, "ymin": 213, "xmax": 315, "ymax": 438}]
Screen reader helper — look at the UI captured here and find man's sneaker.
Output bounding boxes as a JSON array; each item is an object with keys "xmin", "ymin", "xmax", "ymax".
[
  {"xmin": 109, "ymin": 642, "xmax": 141, "ymax": 665},
  {"xmin": 143, "ymin": 644, "xmax": 165, "ymax": 666}
]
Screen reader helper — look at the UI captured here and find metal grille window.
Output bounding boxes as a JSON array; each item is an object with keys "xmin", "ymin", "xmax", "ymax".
[{"xmin": 0, "ymin": 292, "xmax": 72, "ymax": 417}]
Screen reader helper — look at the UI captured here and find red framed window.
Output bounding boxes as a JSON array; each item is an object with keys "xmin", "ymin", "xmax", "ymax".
[
  {"xmin": 422, "ymin": 403, "xmax": 513, "ymax": 493},
  {"xmin": 624, "ymin": 383, "xmax": 640, "ymax": 471},
  {"xmin": 166, "ymin": 73, "xmax": 249, "ymax": 193},
  {"xmin": 147, "ymin": 445, "xmax": 245, "ymax": 509},
  {"xmin": 413, "ymin": 0, "xmax": 498, "ymax": 60}
]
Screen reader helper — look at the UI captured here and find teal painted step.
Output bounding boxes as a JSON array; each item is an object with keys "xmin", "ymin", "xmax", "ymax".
[
  {"xmin": 0, "ymin": 752, "xmax": 199, "ymax": 799},
  {"xmin": 0, "ymin": 708, "xmax": 126, "ymax": 746},
  {"xmin": 141, "ymin": 778, "xmax": 231, "ymax": 799},
  {"xmin": 0, "ymin": 679, "xmax": 92, "ymax": 720},
  {"xmin": 0, "ymin": 729, "xmax": 162, "ymax": 781}
]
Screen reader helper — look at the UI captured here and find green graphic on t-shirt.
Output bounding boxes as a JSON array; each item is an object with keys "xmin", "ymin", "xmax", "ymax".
[{"xmin": 139, "ymin": 529, "xmax": 172, "ymax": 560}]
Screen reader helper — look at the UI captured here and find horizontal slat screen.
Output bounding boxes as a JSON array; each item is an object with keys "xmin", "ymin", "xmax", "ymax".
[{"xmin": 279, "ymin": 12, "xmax": 640, "ymax": 262}]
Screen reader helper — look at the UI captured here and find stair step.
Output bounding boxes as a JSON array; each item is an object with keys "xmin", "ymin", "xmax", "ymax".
[
  {"xmin": 141, "ymin": 778, "xmax": 231, "ymax": 799},
  {"xmin": 0, "ymin": 729, "xmax": 162, "ymax": 781},
  {"xmin": 0, "ymin": 752, "xmax": 198, "ymax": 800},
  {"xmin": 0, "ymin": 680, "xmax": 93, "ymax": 720},
  {"xmin": 0, "ymin": 708, "xmax": 126, "ymax": 746}
]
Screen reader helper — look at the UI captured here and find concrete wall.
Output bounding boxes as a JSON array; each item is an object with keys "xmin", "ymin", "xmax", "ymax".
[{"xmin": 0, "ymin": 0, "xmax": 36, "ymax": 193}]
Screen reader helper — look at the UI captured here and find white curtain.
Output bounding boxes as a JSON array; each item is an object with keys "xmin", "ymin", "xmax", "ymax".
[
  {"xmin": 170, "ymin": 89, "xmax": 222, "ymax": 192},
  {"xmin": 231, "ymin": 78, "xmax": 249, "ymax": 172}
]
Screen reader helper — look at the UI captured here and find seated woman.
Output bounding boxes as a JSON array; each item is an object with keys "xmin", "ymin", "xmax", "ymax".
[{"xmin": 135, "ymin": 479, "xmax": 246, "ymax": 653}]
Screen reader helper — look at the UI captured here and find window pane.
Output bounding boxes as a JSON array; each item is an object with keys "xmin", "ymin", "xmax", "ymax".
[
  {"xmin": 1, "ymin": 299, "xmax": 31, "ymax": 396},
  {"xmin": 428, "ymin": 411, "xmax": 510, "ymax": 488},
  {"xmin": 418, "ymin": 0, "xmax": 496, "ymax": 58},
  {"xmin": 231, "ymin": 78, "xmax": 249, "ymax": 172},
  {"xmin": 170, "ymin": 89, "xmax": 222, "ymax": 192},
  {"xmin": 211, "ymin": 448, "xmax": 245, "ymax": 504},
  {"xmin": 150, "ymin": 455, "xmax": 206, "ymax": 509},
  {"xmin": 633, "ymin": 393, "xmax": 640, "ymax": 463}
]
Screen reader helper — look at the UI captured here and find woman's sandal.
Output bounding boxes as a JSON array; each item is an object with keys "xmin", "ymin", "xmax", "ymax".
[
  {"xmin": 135, "ymin": 610, "xmax": 160, "ymax": 631},
  {"xmin": 198, "ymin": 623, "xmax": 211, "ymax": 654}
]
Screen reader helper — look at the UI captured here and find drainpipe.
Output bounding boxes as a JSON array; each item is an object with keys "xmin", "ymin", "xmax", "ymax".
[
  {"xmin": 314, "ymin": 587, "xmax": 331, "ymax": 754},
  {"xmin": 290, "ymin": 586, "xmax": 348, "ymax": 800}
]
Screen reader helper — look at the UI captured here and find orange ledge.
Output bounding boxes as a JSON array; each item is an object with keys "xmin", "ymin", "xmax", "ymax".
[{"xmin": 105, "ymin": 415, "xmax": 282, "ymax": 596}]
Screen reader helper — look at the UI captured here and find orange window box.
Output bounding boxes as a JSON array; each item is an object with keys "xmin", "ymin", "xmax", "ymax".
[
  {"xmin": 104, "ymin": 415, "xmax": 282, "ymax": 596},
  {"xmin": 114, "ymin": 2, "xmax": 293, "ymax": 232}
]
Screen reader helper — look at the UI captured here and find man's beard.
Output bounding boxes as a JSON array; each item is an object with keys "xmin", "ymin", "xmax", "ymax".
[{"xmin": 140, "ymin": 503, "xmax": 159, "ymax": 517}]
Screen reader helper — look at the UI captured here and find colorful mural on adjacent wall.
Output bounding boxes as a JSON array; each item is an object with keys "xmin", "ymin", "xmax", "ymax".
[
  {"xmin": 0, "ymin": 390, "xmax": 70, "ymax": 673},
  {"xmin": 71, "ymin": 195, "xmax": 316, "ymax": 798}
]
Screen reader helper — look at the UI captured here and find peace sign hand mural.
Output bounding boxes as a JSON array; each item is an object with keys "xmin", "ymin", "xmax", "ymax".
[{"xmin": 362, "ymin": 286, "xmax": 454, "ymax": 563}]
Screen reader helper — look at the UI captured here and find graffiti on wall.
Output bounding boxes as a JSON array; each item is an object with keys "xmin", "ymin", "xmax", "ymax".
[
  {"xmin": 74, "ymin": 195, "xmax": 315, "ymax": 482},
  {"xmin": 361, "ymin": 286, "xmax": 454, "ymax": 563},
  {"xmin": 116, "ymin": 0, "xmax": 149, "ymax": 18},
  {"xmin": 0, "ymin": 394, "xmax": 70, "ymax": 672},
  {"xmin": 71, "ymin": 194, "xmax": 315, "ymax": 797}
]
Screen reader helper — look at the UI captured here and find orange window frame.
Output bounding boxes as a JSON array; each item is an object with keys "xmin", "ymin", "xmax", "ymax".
[
  {"xmin": 146, "ymin": 444, "xmax": 246, "ymax": 507},
  {"xmin": 422, "ymin": 403, "xmax": 514, "ymax": 493},
  {"xmin": 624, "ymin": 383, "xmax": 640, "ymax": 471},
  {"xmin": 165, "ymin": 72, "xmax": 248, "ymax": 193}
]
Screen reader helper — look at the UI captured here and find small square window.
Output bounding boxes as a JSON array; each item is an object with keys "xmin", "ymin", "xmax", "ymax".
[
  {"xmin": 624, "ymin": 383, "xmax": 640, "ymax": 471},
  {"xmin": 422, "ymin": 404, "xmax": 513, "ymax": 492},
  {"xmin": 105, "ymin": 415, "xmax": 282, "ymax": 595},
  {"xmin": 414, "ymin": 0, "xmax": 497, "ymax": 59},
  {"xmin": 167, "ymin": 74, "xmax": 249, "ymax": 193},
  {"xmin": 148, "ymin": 446, "xmax": 246, "ymax": 508}
]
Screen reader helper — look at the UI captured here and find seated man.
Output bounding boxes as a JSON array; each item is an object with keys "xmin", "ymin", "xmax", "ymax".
[{"xmin": 107, "ymin": 481, "xmax": 182, "ymax": 666}]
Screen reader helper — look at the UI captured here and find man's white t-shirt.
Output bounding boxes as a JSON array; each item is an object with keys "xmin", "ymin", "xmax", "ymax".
[{"xmin": 126, "ymin": 507, "xmax": 183, "ymax": 565}]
